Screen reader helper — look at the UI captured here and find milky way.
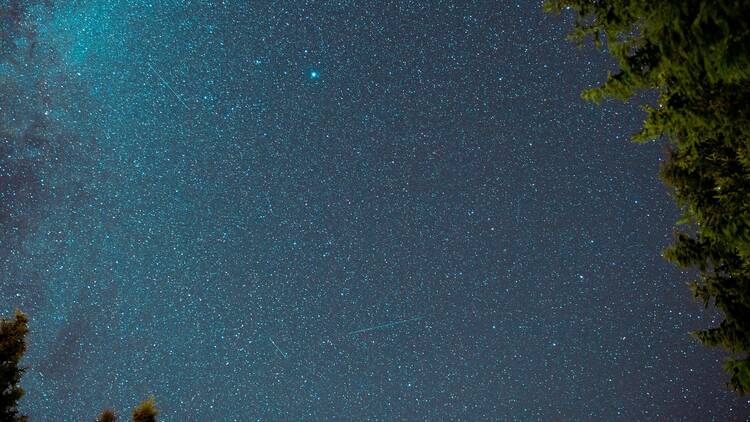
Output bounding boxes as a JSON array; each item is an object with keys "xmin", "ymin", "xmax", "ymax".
[{"xmin": 1, "ymin": 1, "xmax": 746, "ymax": 420}]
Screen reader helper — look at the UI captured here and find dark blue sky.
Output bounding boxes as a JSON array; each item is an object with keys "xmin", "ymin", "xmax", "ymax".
[{"xmin": 1, "ymin": 1, "xmax": 747, "ymax": 420}]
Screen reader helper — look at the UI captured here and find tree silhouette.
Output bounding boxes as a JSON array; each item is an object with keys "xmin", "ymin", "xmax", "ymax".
[
  {"xmin": 0, "ymin": 310, "xmax": 28, "ymax": 422},
  {"xmin": 546, "ymin": 0, "xmax": 750, "ymax": 394},
  {"xmin": 95, "ymin": 409, "xmax": 117, "ymax": 422},
  {"xmin": 2, "ymin": 310, "xmax": 160, "ymax": 420},
  {"xmin": 132, "ymin": 397, "xmax": 159, "ymax": 422}
]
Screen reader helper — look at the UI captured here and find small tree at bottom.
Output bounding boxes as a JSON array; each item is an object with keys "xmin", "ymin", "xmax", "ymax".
[
  {"xmin": 0, "ymin": 310, "xmax": 29, "ymax": 422},
  {"xmin": 95, "ymin": 409, "xmax": 117, "ymax": 422},
  {"xmin": 132, "ymin": 396, "xmax": 159, "ymax": 422}
]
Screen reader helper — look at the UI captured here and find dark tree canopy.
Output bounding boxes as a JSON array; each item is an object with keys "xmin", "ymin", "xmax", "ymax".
[
  {"xmin": 2, "ymin": 310, "xmax": 158, "ymax": 421},
  {"xmin": 132, "ymin": 397, "xmax": 159, "ymax": 422},
  {"xmin": 95, "ymin": 409, "xmax": 117, "ymax": 422},
  {"xmin": 546, "ymin": 0, "xmax": 750, "ymax": 394},
  {"xmin": 0, "ymin": 310, "xmax": 29, "ymax": 422}
]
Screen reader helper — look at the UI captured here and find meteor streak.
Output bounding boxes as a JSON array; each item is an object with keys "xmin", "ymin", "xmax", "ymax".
[
  {"xmin": 147, "ymin": 61, "xmax": 190, "ymax": 110},
  {"xmin": 269, "ymin": 337, "xmax": 287, "ymax": 359},
  {"xmin": 348, "ymin": 315, "xmax": 425, "ymax": 336}
]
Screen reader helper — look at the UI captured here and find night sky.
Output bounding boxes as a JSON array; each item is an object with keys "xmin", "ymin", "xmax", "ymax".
[{"xmin": 1, "ymin": 1, "xmax": 748, "ymax": 420}]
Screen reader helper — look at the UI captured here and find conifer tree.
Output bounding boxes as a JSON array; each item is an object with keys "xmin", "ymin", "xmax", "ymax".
[
  {"xmin": 0, "ymin": 310, "xmax": 29, "ymax": 422},
  {"xmin": 132, "ymin": 396, "xmax": 159, "ymax": 422},
  {"xmin": 95, "ymin": 409, "xmax": 117, "ymax": 422},
  {"xmin": 546, "ymin": 0, "xmax": 750, "ymax": 394}
]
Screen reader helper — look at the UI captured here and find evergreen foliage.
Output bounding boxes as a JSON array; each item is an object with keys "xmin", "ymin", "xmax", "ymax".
[
  {"xmin": 546, "ymin": 0, "xmax": 750, "ymax": 394},
  {"xmin": 95, "ymin": 409, "xmax": 117, "ymax": 422},
  {"xmin": 132, "ymin": 396, "xmax": 159, "ymax": 422},
  {"xmin": 0, "ymin": 310, "xmax": 29, "ymax": 422},
  {"xmin": 2, "ymin": 309, "xmax": 159, "ymax": 420}
]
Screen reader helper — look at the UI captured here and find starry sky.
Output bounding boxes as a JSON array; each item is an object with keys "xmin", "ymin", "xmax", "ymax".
[{"xmin": 1, "ymin": 1, "xmax": 748, "ymax": 420}]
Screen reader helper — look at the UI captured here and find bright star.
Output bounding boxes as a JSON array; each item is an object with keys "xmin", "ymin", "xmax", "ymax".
[{"xmin": 309, "ymin": 70, "xmax": 320, "ymax": 79}]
